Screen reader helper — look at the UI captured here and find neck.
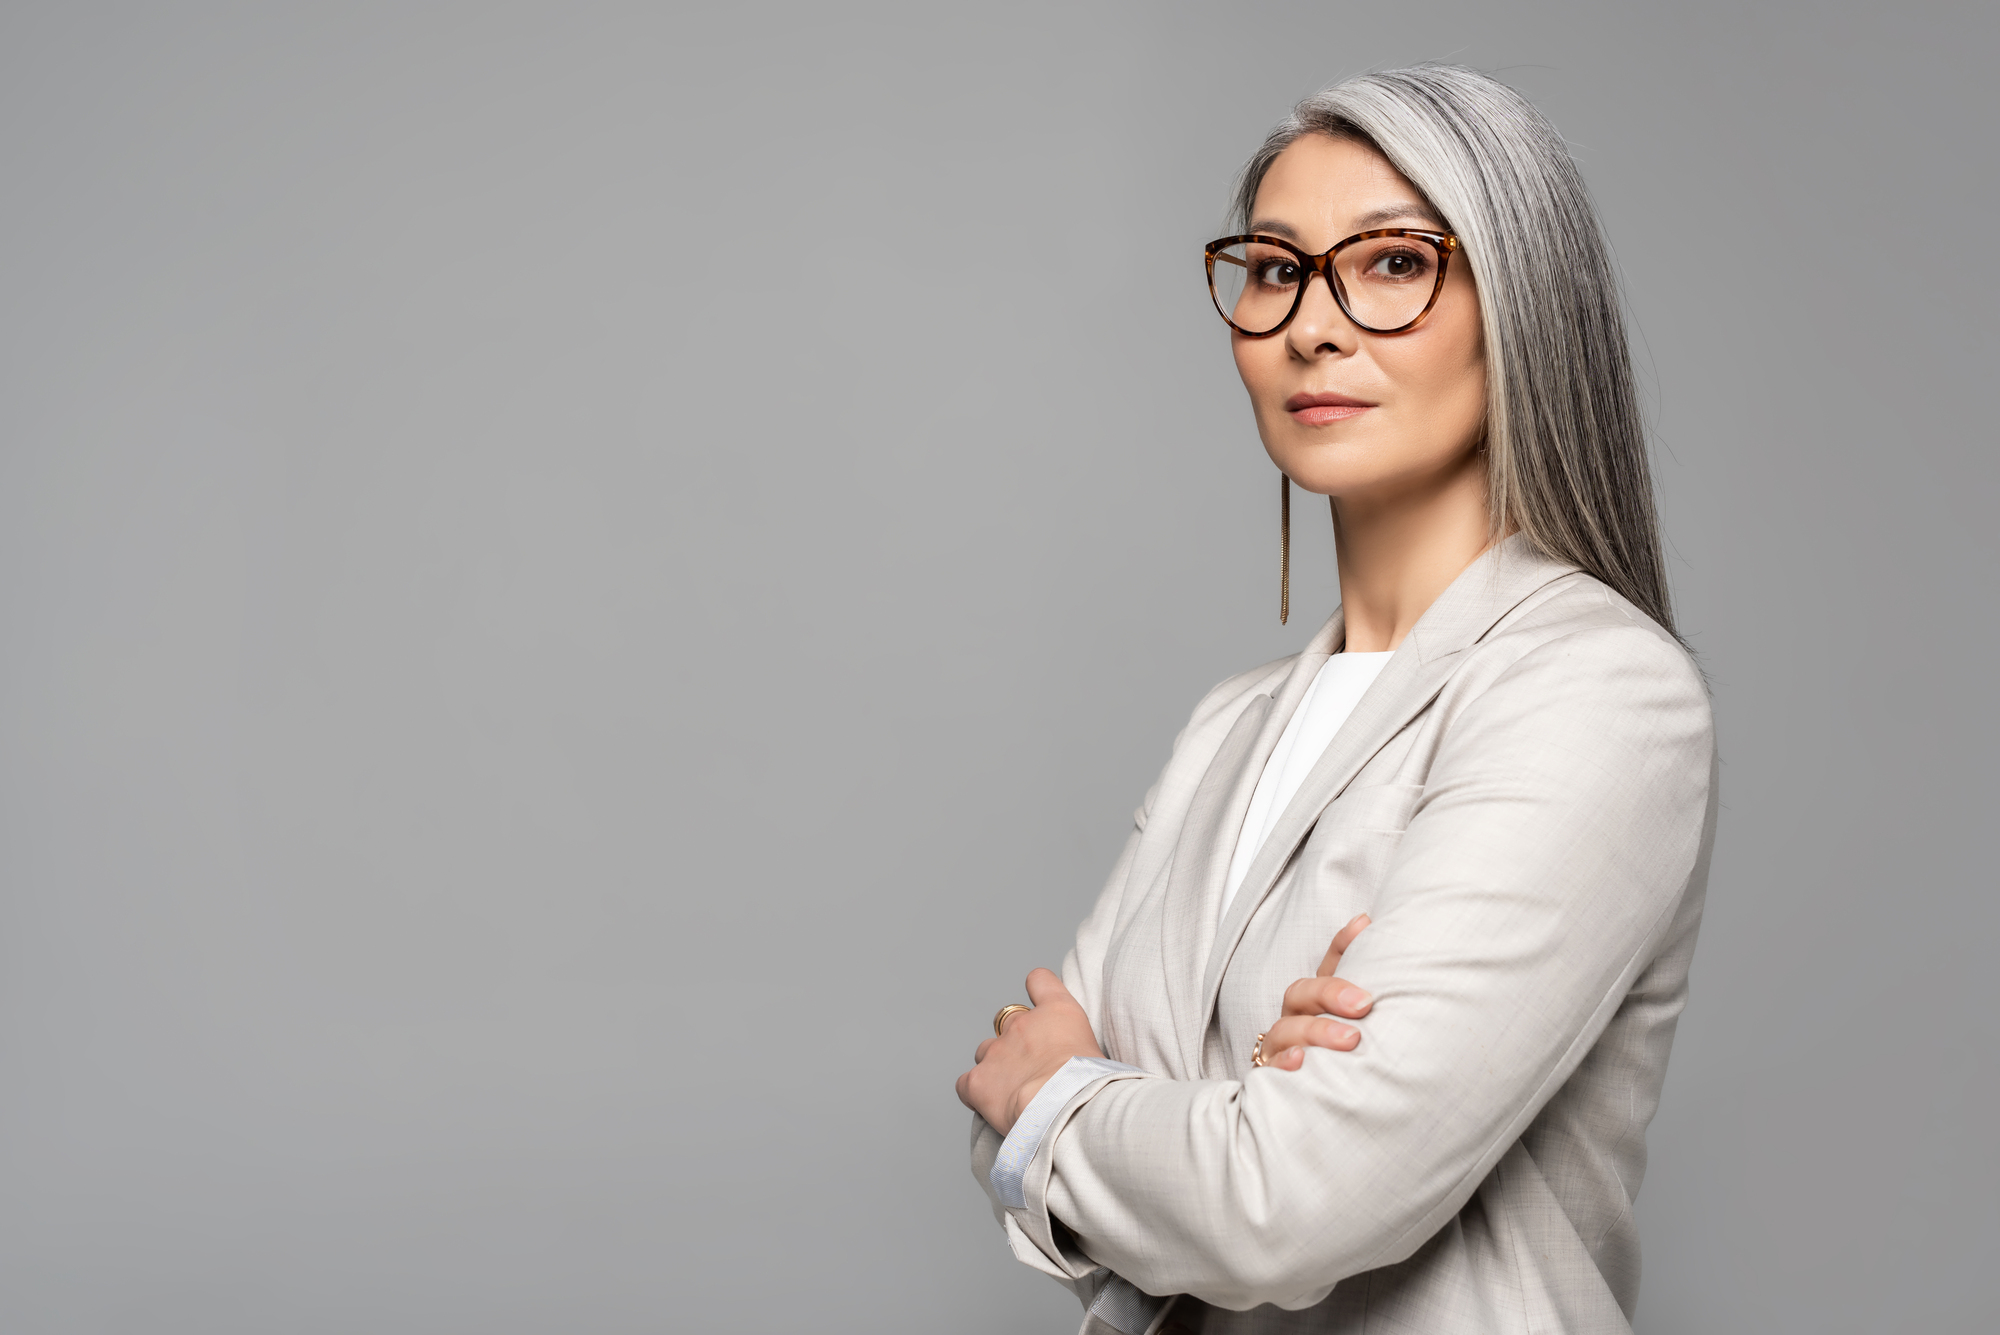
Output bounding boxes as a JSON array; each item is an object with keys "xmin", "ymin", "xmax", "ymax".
[{"xmin": 1331, "ymin": 450, "xmax": 1495, "ymax": 653}]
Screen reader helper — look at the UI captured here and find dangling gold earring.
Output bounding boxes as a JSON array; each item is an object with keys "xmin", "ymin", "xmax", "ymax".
[{"xmin": 1279, "ymin": 474, "xmax": 1291, "ymax": 625}]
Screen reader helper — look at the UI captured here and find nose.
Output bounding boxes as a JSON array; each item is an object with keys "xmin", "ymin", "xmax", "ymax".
[{"xmin": 1285, "ymin": 266, "xmax": 1353, "ymax": 357}]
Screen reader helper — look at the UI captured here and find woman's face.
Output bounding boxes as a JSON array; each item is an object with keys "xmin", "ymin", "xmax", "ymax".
[{"xmin": 1232, "ymin": 135, "xmax": 1487, "ymax": 504}]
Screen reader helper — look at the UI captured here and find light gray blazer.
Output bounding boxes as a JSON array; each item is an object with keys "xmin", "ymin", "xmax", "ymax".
[{"xmin": 972, "ymin": 537, "xmax": 1717, "ymax": 1334}]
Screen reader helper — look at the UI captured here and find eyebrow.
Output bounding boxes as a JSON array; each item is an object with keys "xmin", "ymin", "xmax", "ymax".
[
  {"xmin": 1247, "ymin": 202, "xmax": 1447, "ymax": 241},
  {"xmin": 1245, "ymin": 219, "xmax": 1301, "ymax": 240},
  {"xmin": 1351, "ymin": 202, "xmax": 1446, "ymax": 230}
]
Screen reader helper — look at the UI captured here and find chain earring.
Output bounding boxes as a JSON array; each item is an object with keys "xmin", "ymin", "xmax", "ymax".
[
  {"xmin": 1281, "ymin": 478, "xmax": 1339, "ymax": 626},
  {"xmin": 1279, "ymin": 474, "xmax": 1291, "ymax": 625}
]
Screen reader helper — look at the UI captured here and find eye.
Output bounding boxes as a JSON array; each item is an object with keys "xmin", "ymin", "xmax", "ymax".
[
  {"xmin": 1252, "ymin": 258, "xmax": 1301, "ymax": 289},
  {"xmin": 1364, "ymin": 247, "xmax": 1430, "ymax": 281}
]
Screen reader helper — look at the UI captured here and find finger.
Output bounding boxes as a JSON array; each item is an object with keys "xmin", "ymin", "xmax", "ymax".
[
  {"xmin": 955, "ymin": 1069, "xmax": 975, "ymax": 1109},
  {"xmin": 1316, "ymin": 913, "xmax": 1372, "ymax": 978},
  {"xmin": 1267, "ymin": 1045, "xmax": 1310, "ymax": 1071},
  {"xmin": 1282, "ymin": 974, "xmax": 1373, "ymax": 1018},
  {"xmin": 1262, "ymin": 1014, "xmax": 1360, "ymax": 1055},
  {"xmin": 1024, "ymin": 968, "xmax": 1071, "ymax": 1006},
  {"xmin": 974, "ymin": 1037, "xmax": 996, "ymax": 1064}
]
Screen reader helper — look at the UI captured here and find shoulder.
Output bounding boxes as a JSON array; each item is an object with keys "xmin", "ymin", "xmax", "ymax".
[
  {"xmin": 1128, "ymin": 653, "xmax": 1297, "ymax": 830},
  {"xmin": 1156, "ymin": 649, "xmax": 1296, "ymax": 763},
  {"xmin": 1183, "ymin": 653, "xmax": 1295, "ymax": 735},
  {"xmin": 1492, "ymin": 572, "xmax": 1700, "ymax": 687},
  {"xmin": 1447, "ymin": 572, "xmax": 1712, "ymax": 750}
]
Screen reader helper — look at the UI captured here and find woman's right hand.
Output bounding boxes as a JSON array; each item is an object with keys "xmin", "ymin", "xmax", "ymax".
[{"xmin": 1255, "ymin": 913, "xmax": 1374, "ymax": 1072}]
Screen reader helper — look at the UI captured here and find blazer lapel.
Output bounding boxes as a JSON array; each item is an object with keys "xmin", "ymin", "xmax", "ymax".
[
  {"xmin": 1156, "ymin": 614, "xmax": 1343, "ymax": 1078},
  {"xmin": 1196, "ymin": 537, "xmax": 1580, "ymax": 1043}
]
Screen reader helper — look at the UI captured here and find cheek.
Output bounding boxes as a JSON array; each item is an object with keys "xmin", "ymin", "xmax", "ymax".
[
  {"xmin": 1457, "ymin": 342, "xmax": 1488, "ymax": 428},
  {"xmin": 1231, "ymin": 335, "xmax": 1264, "ymax": 389},
  {"xmin": 1442, "ymin": 300, "xmax": 1488, "ymax": 413},
  {"xmin": 1232, "ymin": 337, "xmax": 1283, "ymax": 415},
  {"xmin": 1400, "ymin": 321, "xmax": 1486, "ymax": 435},
  {"xmin": 1454, "ymin": 341, "xmax": 1488, "ymax": 414}
]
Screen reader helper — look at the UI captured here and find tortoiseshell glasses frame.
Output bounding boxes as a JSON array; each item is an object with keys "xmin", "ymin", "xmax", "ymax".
[{"xmin": 1204, "ymin": 229, "xmax": 1461, "ymax": 337}]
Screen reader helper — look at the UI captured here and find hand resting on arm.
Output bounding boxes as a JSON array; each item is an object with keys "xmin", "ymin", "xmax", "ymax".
[
  {"xmin": 1253, "ymin": 912, "xmax": 1375, "ymax": 1071},
  {"xmin": 959, "ymin": 915, "xmax": 1379, "ymax": 1133},
  {"xmin": 957, "ymin": 969, "xmax": 1103, "ymax": 1136}
]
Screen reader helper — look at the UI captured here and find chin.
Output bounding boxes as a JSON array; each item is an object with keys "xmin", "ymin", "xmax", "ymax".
[
  {"xmin": 1292, "ymin": 472, "xmax": 1378, "ymax": 499},
  {"xmin": 1270, "ymin": 444, "xmax": 1396, "ymax": 496}
]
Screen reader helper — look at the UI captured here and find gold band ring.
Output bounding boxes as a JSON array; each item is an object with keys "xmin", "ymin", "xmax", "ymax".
[
  {"xmin": 1250, "ymin": 1031, "xmax": 1272, "ymax": 1068},
  {"xmin": 994, "ymin": 1004, "xmax": 1032, "ymax": 1036}
]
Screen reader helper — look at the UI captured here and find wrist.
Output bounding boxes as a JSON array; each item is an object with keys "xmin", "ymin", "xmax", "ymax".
[{"xmin": 1003, "ymin": 1050, "xmax": 1096, "ymax": 1131}]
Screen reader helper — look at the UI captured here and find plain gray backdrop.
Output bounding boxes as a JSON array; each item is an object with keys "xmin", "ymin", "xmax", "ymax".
[{"xmin": 2, "ymin": 2, "xmax": 1994, "ymax": 1331}]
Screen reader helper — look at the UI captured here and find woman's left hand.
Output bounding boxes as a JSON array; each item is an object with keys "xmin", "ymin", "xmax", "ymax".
[
  {"xmin": 957, "ymin": 968, "xmax": 1104, "ymax": 1136},
  {"xmin": 1253, "ymin": 912, "xmax": 1376, "ymax": 1071}
]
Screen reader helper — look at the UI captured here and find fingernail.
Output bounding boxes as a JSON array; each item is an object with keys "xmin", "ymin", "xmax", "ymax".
[
  {"xmin": 1285, "ymin": 1047, "xmax": 1305, "ymax": 1064},
  {"xmin": 1326, "ymin": 1023, "xmax": 1357, "ymax": 1046},
  {"xmin": 1339, "ymin": 986, "xmax": 1372, "ymax": 1012}
]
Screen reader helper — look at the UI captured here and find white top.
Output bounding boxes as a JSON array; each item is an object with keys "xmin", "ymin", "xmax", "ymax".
[{"xmin": 1219, "ymin": 651, "xmax": 1394, "ymax": 921}]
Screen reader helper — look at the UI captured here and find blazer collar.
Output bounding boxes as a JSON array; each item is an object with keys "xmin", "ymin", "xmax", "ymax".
[
  {"xmin": 1400, "ymin": 533, "xmax": 1579, "ymax": 666},
  {"xmin": 1187, "ymin": 536, "xmax": 1579, "ymax": 1068}
]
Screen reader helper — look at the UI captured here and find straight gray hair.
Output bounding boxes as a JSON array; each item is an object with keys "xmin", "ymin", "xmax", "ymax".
[{"xmin": 1234, "ymin": 64, "xmax": 1677, "ymax": 638}]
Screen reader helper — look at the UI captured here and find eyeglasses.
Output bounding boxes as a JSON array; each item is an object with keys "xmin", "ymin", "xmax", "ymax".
[{"xmin": 1204, "ymin": 229, "xmax": 1460, "ymax": 336}]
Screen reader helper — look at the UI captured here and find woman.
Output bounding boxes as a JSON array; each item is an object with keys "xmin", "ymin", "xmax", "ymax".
[{"xmin": 956, "ymin": 65, "xmax": 1715, "ymax": 1335}]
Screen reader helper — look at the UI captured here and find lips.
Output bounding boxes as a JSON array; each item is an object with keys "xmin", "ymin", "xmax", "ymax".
[{"xmin": 1285, "ymin": 390, "xmax": 1376, "ymax": 425}]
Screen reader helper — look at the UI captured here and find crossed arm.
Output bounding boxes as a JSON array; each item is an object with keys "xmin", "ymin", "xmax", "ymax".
[{"xmin": 957, "ymin": 913, "xmax": 1377, "ymax": 1136}]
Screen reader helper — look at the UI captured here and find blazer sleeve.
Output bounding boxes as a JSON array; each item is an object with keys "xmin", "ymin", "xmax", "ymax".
[
  {"xmin": 1060, "ymin": 817, "xmax": 1146, "ymax": 1033},
  {"xmin": 1014, "ymin": 623, "xmax": 1715, "ymax": 1311}
]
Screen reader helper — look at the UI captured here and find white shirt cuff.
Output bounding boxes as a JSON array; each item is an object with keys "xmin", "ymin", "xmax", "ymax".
[{"xmin": 988, "ymin": 1055, "xmax": 1147, "ymax": 1210}]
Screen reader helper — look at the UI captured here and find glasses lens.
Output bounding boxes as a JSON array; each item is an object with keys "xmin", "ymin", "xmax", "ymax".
[
  {"xmin": 1333, "ymin": 235, "xmax": 1442, "ymax": 331},
  {"xmin": 1210, "ymin": 239, "xmax": 1302, "ymax": 335}
]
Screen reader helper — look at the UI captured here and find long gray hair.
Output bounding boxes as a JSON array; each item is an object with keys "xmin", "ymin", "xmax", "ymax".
[{"xmin": 1235, "ymin": 65, "xmax": 1677, "ymax": 638}]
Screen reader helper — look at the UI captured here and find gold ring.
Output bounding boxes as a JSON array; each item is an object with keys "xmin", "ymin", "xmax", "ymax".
[
  {"xmin": 1250, "ymin": 1031, "xmax": 1271, "ymax": 1068},
  {"xmin": 994, "ymin": 1004, "xmax": 1032, "ymax": 1036}
]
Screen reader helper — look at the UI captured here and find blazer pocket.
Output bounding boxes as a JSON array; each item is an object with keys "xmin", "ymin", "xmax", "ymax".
[
  {"xmin": 1298, "ymin": 783, "xmax": 1425, "ymax": 900},
  {"xmin": 1321, "ymin": 781, "xmax": 1425, "ymax": 835}
]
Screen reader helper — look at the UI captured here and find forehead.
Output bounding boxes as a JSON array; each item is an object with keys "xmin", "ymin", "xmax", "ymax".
[{"xmin": 1250, "ymin": 135, "xmax": 1439, "ymax": 245}]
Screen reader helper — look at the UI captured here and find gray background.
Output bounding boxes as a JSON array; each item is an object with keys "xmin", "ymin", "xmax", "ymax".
[{"xmin": 1, "ymin": 2, "xmax": 1993, "ymax": 1331}]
